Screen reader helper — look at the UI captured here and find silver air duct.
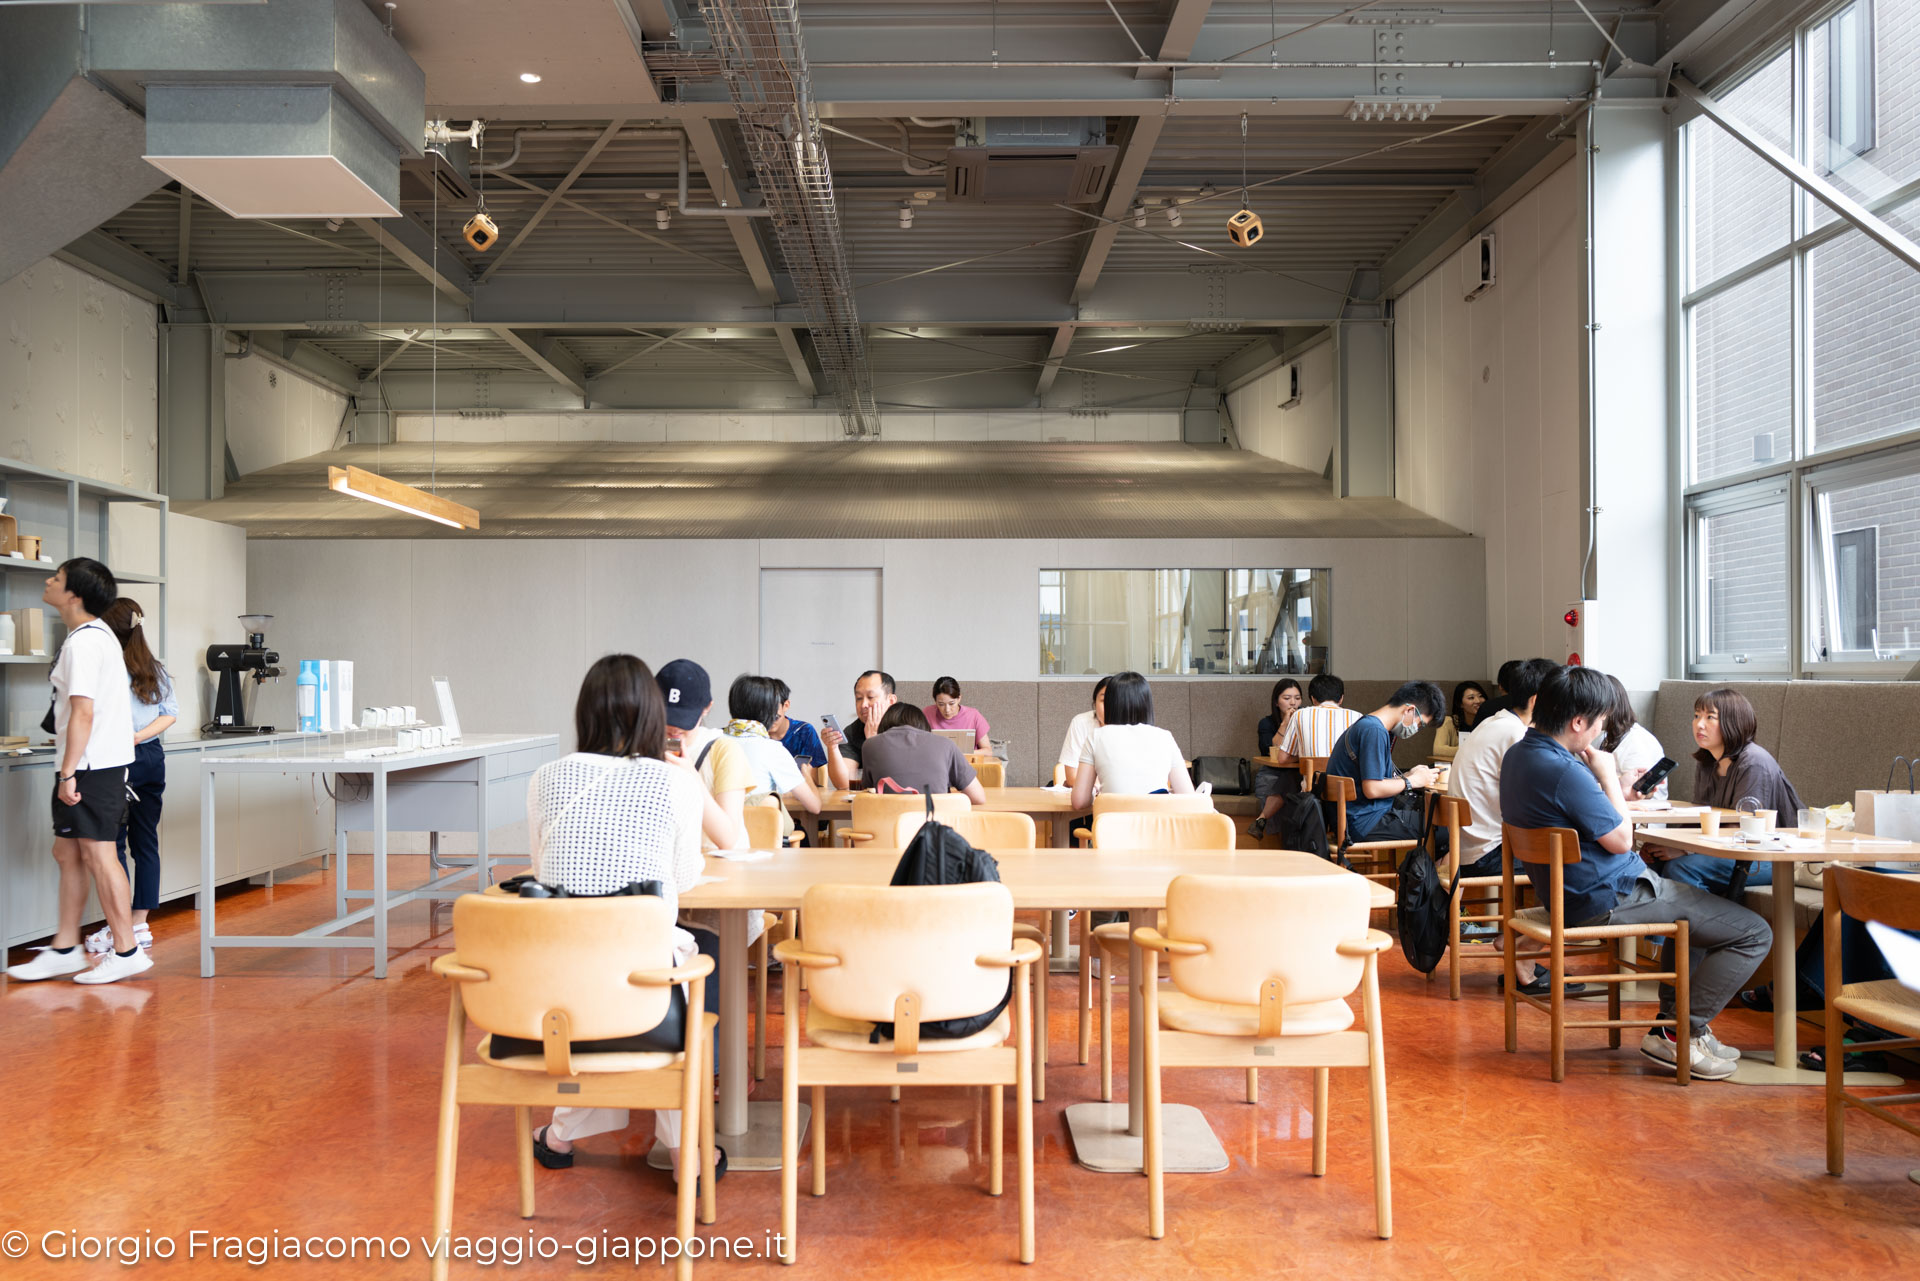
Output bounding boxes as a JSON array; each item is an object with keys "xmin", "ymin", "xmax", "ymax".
[{"xmin": 700, "ymin": 0, "xmax": 879, "ymax": 438}]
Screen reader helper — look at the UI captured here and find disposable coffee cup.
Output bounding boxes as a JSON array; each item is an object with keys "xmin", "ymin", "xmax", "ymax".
[
  {"xmin": 1760, "ymin": 809, "xmax": 1777, "ymax": 832},
  {"xmin": 1700, "ymin": 810, "xmax": 1721, "ymax": 836}
]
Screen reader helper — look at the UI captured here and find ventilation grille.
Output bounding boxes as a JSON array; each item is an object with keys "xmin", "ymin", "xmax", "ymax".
[{"xmin": 945, "ymin": 147, "xmax": 1117, "ymax": 204}]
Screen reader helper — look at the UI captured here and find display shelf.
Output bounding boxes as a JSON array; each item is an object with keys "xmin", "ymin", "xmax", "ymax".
[
  {"xmin": 0, "ymin": 557, "xmax": 56, "ymax": 573},
  {"xmin": 0, "ymin": 654, "xmax": 52, "ymax": 664}
]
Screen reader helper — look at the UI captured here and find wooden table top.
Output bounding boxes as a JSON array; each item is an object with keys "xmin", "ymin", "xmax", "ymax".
[
  {"xmin": 680, "ymin": 847, "xmax": 1394, "ymax": 911},
  {"xmin": 1640, "ymin": 827, "xmax": 1920, "ymax": 863},
  {"xmin": 1626, "ymin": 803, "xmax": 1716, "ymax": 826},
  {"xmin": 792, "ymin": 786, "xmax": 1083, "ymax": 817}
]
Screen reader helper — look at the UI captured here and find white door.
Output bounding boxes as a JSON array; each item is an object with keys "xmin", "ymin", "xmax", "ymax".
[{"xmin": 759, "ymin": 569, "xmax": 882, "ymax": 728}]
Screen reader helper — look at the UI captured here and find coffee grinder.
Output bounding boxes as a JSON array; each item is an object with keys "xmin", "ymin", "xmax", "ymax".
[{"xmin": 204, "ymin": 614, "xmax": 281, "ymax": 734}]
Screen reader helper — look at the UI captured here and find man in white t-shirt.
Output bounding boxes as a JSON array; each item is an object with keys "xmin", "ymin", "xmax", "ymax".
[
  {"xmin": 1055, "ymin": 676, "xmax": 1108, "ymax": 788},
  {"xmin": 1272, "ymin": 672, "xmax": 1362, "ymax": 766},
  {"xmin": 6, "ymin": 559, "xmax": 148, "ymax": 984}
]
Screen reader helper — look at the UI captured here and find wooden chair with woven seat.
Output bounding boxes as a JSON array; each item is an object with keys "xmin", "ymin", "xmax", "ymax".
[
  {"xmin": 1499, "ymin": 823, "xmax": 1691, "ymax": 1083},
  {"xmin": 1134, "ymin": 871, "xmax": 1392, "ymax": 1240},
  {"xmin": 774, "ymin": 882, "xmax": 1041, "ymax": 1265},
  {"xmin": 430, "ymin": 894, "xmax": 718, "ymax": 1281},
  {"xmin": 1070, "ymin": 793, "xmax": 1219, "ymax": 1065},
  {"xmin": 745, "ymin": 805, "xmax": 805, "ymax": 1081},
  {"xmin": 834, "ymin": 791, "xmax": 972, "ymax": 848},
  {"xmin": 1432, "ymin": 795, "xmax": 1531, "ymax": 1000},
  {"xmin": 1321, "ymin": 774, "xmax": 1417, "ymax": 902},
  {"xmin": 1824, "ymin": 867, "xmax": 1920, "ymax": 1174},
  {"xmin": 1086, "ymin": 810, "xmax": 1240, "ymax": 1103}
]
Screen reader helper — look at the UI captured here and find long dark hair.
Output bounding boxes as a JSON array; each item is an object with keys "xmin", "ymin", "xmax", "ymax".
[
  {"xmin": 575, "ymin": 654, "xmax": 666, "ymax": 759},
  {"xmin": 100, "ymin": 597, "xmax": 167, "ymax": 705},
  {"xmin": 1450, "ymin": 679, "xmax": 1489, "ymax": 732},
  {"xmin": 1691, "ymin": 688, "xmax": 1757, "ymax": 768},
  {"xmin": 1600, "ymin": 674, "xmax": 1637, "ymax": 753}
]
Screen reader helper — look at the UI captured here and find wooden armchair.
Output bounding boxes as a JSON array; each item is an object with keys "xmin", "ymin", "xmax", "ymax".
[
  {"xmin": 1135, "ymin": 872, "xmax": 1392, "ymax": 1240},
  {"xmin": 1433, "ymin": 795, "xmax": 1529, "ymax": 1000},
  {"xmin": 1321, "ymin": 774, "xmax": 1417, "ymax": 902},
  {"xmin": 775, "ymin": 883, "xmax": 1041, "ymax": 1265},
  {"xmin": 430, "ymin": 895, "xmax": 718, "ymax": 1281},
  {"xmin": 744, "ymin": 805, "xmax": 804, "ymax": 1081},
  {"xmin": 1824, "ymin": 867, "xmax": 1920, "ymax": 1174},
  {"xmin": 835, "ymin": 792, "xmax": 972, "ymax": 848}
]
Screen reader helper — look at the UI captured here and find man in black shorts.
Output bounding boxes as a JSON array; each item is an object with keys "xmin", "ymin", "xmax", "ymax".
[{"xmin": 5, "ymin": 558, "xmax": 148, "ymax": 984}]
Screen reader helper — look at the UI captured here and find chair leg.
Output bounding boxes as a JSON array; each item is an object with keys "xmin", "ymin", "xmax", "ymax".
[
  {"xmin": 1447, "ymin": 889, "xmax": 1463, "ymax": 1001},
  {"xmin": 1826, "ymin": 998, "xmax": 1846, "ymax": 1175},
  {"xmin": 811, "ymin": 1085, "xmax": 828, "ymax": 1197},
  {"xmin": 781, "ymin": 994, "xmax": 800, "ymax": 1265},
  {"xmin": 1245, "ymin": 1068, "xmax": 1258, "ymax": 1105},
  {"xmin": 1017, "ymin": 962, "xmax": 1035, "ymax": 1265},
  {"xmin": 1078, "ymin": 911, "xmax": 1094, "ymax": 1064},
  {"xmin": 513, "ymin": 1106, "xmax": 535, "ymax": 1219},
  {"xmin": 754, "ymin": 932, "xmax": 769, "ymax": 1082},
  {"xmin": 1099, "ymin": 940, "xmax": 1114, "ymax": 1103},
  {"xmin": 701, "ymin": 1024, "xmax": 717, "ymax": 1227},
  {"xmin": 1608, "ymin": 955, "xmax": 1622, "ymax": 1049},
  {"xmin": 1549, "ymin": 935, "xmax": 1566, "ymax": 1083},
  {"xmin": 1363, "ymin": 959, "xmax": 1392, "ymax": 1240},
  {"xmin": 989, "ymin": 1083, "xmax": 1004, "ymax": 1196},
  {"xmin": 890, "ymin": 1085, "xmax": 901, "ymax": 1103},
  {"xmin": 1034, "ymin": 938, "xmax": 1049, "ymax": 1103},
  {"xmin": 1144, "ymin": 998, "xmax": 1164, "ymax": 1239},
  {"xmin": 1502, "ymin": 926, "xmax": 1519, "ymax": 1054},
  {"xmin": 1673, "ymin": 922, "xmax": 1691, "ymax": 1087},
  {"xmin": 1311, "ymin": 1067, "xmax": 1329, "ymax": 1177},
  {"xmin": 430, "ymin": 998, "xmax": 464, "ymax": 1281}
]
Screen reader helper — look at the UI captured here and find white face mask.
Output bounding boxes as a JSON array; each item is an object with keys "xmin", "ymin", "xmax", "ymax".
[{"xmin": 1393, "ymin": 715, "xmax": 1421, "ymax": 741}]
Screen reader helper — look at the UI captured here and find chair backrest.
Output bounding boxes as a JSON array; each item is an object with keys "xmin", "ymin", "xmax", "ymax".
[
  {"xmin": 450, "ymin": 894, "xmax": 677, "ymax": 1042},
  {"xmin": 1090, "ymin": 793, "xmax": 1215, "ymax": 817},
  {"xmin": 800, "ymin": 882, "xmax": 1015, "ymax": 1023},
  {"xmin": 1499, "ymin": 824, "xmax": 1583, "ymax": 866},
  {"xmin": 894, "ymin": 809, "xmax": 1037, "ymax": 850},
  {"xmin": 1831, "ymin": 865, "xmax": 1920, "ymax": 931},
  {"xmin": 849, "ymin": 792, "xmax": 973, "ymax": 848},
  {"xmin": 974, "ymin": 759, "xmax": 1006, "ymax": 788},
  {"xmin": 1434, "ymin": 795, "xmax": 1471, "ymax": 874},
  {"xmin": 744, "ymin": 804, "xmax": 787, "ymax": 849},
  {"xmin": 1300, "ymin": 755, "xmax": 1330, "ymax": 793},
  {"xmin": 1090, "ymin": 810, "xmax": 1236, "ymax": 851},
  {"xmin": 1162, "ymin": 873, "xmax": 1371, "ymax": 1007},
  {"xmin": 1052, "ymin": 763, "xmax": 1068, "ymax": 787},
  {"xmin": 1321, "ymin": 773, "xmax": 1358, "ymax": 844}
]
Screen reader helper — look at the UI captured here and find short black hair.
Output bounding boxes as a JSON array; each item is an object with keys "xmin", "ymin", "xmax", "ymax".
[
  {"xmin": 1495, "ymin": 659, "xmax": 1523, "ymax": 694},
  {"xmin": 1103, "ymin": 671, "xmax": 1155, "ymax": 726},
  {"xmin": 58, "ymin": 557, "xmax": 118, "ymax": 617},
  {"xmin": 878, "ymin": 703, "xmax": 929, "ymax": 733},
  {"xmin": 1389, "ymin": 680, "xmax": 1446, "ymax": 722},
  {"xmin": 1307, "ymin": 673, "xmax": 1345, "ymax": 704},
  {"xmin": 856, "ymin": 669, "xmax": 895, "ymax": 696},
  {"xmin": 728, "ymin": 673, "xmax": 781, "ymax": 727},
  {"xmin": 575, "ymin": 654, "xmax": 666, "ymax": 759},
  {"xmin": 1532, "ymin": 666, "xmax": 1614, "ymax": 737},
  {"xmin": 1507, "ymin": 658, "xmax": 1560, "ymax": 710},
  {"xmin": 1092, "ymin": 675, "xmax": 1111, "ymax": 706},
  {"xmin": 772, "ymin": 678, "xmax": 791, "ymax": 703}
]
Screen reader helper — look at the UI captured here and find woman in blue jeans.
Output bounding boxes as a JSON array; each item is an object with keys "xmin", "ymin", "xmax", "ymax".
[
  {"xmin": 87, "ymin": 599, "xmax": 176, "ymax": 955},
  {"xmin": 1646, "ymin": 688, "xmax": 1796, "ymax": 894}
]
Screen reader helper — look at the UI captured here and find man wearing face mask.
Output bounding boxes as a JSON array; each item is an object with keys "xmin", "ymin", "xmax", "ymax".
[
  {"xmin": 1500, "ymin": 665, "xmax": 1770, "ymax": 1081},
  {"xmin": 1323, "ymin": 680, "xmax": 1445, "ymax": 845}
]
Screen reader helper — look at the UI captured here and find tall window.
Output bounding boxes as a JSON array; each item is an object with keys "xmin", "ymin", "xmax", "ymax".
[{"xmin": 1682, "ymin": 0, "xmax": 1920, "ymax": 677}]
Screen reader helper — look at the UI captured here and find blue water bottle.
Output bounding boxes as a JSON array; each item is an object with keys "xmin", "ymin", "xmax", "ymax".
[{"xmin": 297, "ymin": 660, "xmax": 321, "ymax": 733}]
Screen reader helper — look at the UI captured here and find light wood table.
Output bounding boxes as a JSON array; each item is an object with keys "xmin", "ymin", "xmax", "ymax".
[
  {"xmin": 681, "ymin": 847, "xmax": 1391, "ymax": 1172},
  {"xmin": 1632, "ymin": 827, "xmax": 1920, "ymax": 1085},
  {"xmin": 1626, "ymin": 803, "xmax": 1718, "ymax": 827}
]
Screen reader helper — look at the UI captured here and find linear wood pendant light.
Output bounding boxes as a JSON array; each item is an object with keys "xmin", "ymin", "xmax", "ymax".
[{"xmin": 327, "ymin": 465, "xmax": 479, "ymax": 530}]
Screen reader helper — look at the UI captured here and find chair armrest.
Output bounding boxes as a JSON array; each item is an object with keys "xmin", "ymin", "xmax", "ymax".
[
  {"xmin": 629, "ymin": 953, "xmax": 716, "ymax": 986},
  {"xmin": 1072, "ymin": 828, "xmax": 1091, "ymax": 847},
  {"xmin": 837, "ymin": 830, "xmax": 873, "ymax": 846},
  {"xmin": 1348, "ymin": 840, "xmax": 1419, "ymax": 852},
  {"xmin": 773, "ymin": 940, "xmax": 843, "ymax": 969},
  {"xmin": 1133, "ymin": 926, "xmax": 1207, "ymax": 956},
  {"xmin": 1336, "ymin": 929, "xmax": 1393, "ymax": 957},
  {"xmin": 785, "ymin": 832, "xmax": 805, "ymax": 846},
  {"xmin": 976, "ymin": 938, "xmax": 1045, "ymax": 969},
  {"xmin": 431, "ymin": 955, "xmax": 489, "ymax": 983},
  {"xmin": 1011, "ymin": 922, "xmax": 1045, "ymax": 942}
]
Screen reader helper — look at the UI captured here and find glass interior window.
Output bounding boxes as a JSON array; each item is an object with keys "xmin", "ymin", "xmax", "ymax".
[{"xmin": 1041, "ymin": 569, "xmax": 1331, "ymax": 677}]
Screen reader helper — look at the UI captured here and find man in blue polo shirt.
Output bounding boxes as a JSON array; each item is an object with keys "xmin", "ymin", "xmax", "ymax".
[
  {"xmin": 1500, "ymin": 665, "xmax": 1770, "ymax": 1081},
  {"xmin": 1324, "ymin": 680, "xmax": 1445, "ymax": 844}
]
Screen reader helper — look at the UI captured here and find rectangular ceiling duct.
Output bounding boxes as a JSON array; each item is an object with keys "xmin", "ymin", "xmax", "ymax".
[
  {"xmin": 700, "ymin": 0, "xmax": 880, "ymax": 438},
  {"xmin": 945, "ymin": 117, "xmax": 1117, "ymax": 205}
]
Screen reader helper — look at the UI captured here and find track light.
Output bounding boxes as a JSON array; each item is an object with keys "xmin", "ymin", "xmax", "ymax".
[
  {"xmin": 1131, "ymin": 202, "xmax": 1147, "ymax": 230},
  {"xmin": 1165, "ymin": 203, "xmax": 1182, "ymax": 228},
  {"xmin": 898, "ymin": 203, "xmax": 915, "ymax": 229},
  {"xmin": 656, "ymin": 207, "xmax": 671, "ymax": 230}
]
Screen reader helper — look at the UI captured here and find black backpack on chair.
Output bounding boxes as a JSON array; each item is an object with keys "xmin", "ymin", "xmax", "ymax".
[
  {"xmin": 1395, "ymin": 846, "xmax": 1452, "ymax": 974},
  {"xmin": 869, "ymin": 796, "xmax": 1012, "ymax": 1043},
  {"xmin": 1274, "ymin": 787, "xmax": 1332, "ymax": 860}
]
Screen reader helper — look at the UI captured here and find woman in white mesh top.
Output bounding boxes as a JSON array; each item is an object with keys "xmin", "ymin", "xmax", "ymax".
[{"xmin": 518, "ymin": 654, "xmax": 736, "ymax": 1179}]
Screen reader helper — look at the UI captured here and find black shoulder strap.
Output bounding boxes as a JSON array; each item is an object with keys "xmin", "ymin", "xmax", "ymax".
[{"xmin": 694, "ymin": 739, "xmax": 715, "ymax": 771}]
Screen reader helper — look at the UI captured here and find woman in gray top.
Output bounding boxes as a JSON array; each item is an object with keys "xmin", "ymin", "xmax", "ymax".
[{"xmin": 1649, "ymin": 688, "xmax": 1800, "ymax": 895}]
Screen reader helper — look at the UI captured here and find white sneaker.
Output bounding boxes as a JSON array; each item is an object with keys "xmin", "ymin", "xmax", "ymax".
[
  {"xmin": 85, "ymin": 924, "xmax": 152, "ymax": 954},
  {"xmin": 73, "ymin": 948, "xmax": 154, "ymax": 984},
  {"xmin": 5, "ymin": 947, "xmax": 88, "ymax": 982},
  {"xmin": 1699, "ymin": 1027, "xmax": 1742, "ymax": 1061},
  {"xmin": 1639, "ymin": 1029, "xmax": 1736, "ymax": 1080}
]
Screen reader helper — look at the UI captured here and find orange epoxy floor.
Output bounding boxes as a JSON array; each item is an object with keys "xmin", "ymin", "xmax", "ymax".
[{"xmin": 4, "ymin": 854, "xmax": 1918, "ymax": 1280}]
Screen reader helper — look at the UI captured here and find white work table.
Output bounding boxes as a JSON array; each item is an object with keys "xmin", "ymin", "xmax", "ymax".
[{"xmin": 198, "ymin": 732, "xmax": 558, "ymax": 978}]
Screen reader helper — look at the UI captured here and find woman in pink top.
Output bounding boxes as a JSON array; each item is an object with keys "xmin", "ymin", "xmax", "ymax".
[{"xmin": 923, "ymin": 676, "xmax": 991, "ymax": 749}]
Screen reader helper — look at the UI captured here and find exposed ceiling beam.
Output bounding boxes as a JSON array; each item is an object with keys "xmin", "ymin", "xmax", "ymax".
[
  {"xmin": 1377, "ymin": 115, "xmax": 1575, "ymax": 298},
  {"xmin": 1033, "ymin": 325, "xmax": 1076, "ymax": 399},
  {"xmin": 54, "ymin": 230, "xmax": 179, "ymax": 307},
  {"xmin": 619, "ymin": 327, "xmax": 796, "ymax": 379},
  {"xmin": 175, "ymin": 190, "xmax": 192, "ymax": 287},
  {"xmin": 493, "ymin": 327, "xmax": 589, "ymax": 399},
  {"xmin": 591, "ymin": 328, "xmax": 695, "ymax": 379},
  {"xmin": 353, "ymin": 216, "xmax": 472, "ymax": 301},
  {"xmin": 682, "ymin": 118, "xmax": 784, "ymax": 304},
  {"xmin": 477, "ymin": 119, "xmax": 628, "ymax": 284},
  {"xmin": 1137, "ymin": 0, "xmax": 1214, "ymax": 79},
  {"xmin": 1069, "ymin": 113, "xmax": 1167, "ymax": 304},
  {"xmin": 775, "ymin": 327, "xmax": 820, "ymax": 396},
  {"xmin": 485, "ymin": 170, "xmax": 750, "ymax": 277}
]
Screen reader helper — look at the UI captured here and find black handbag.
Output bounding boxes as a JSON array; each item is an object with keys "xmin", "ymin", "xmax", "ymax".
[
  {"xmin": 1189, "ymin": 755, "xmax": 1253, "ymax": 795},
  {"xmin": 484, "ymin": 878, "xmax": 689, "ymax": 1057}
]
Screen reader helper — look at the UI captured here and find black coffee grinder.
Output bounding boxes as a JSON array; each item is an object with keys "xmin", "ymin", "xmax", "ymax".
[{"xmin": 204, "ymin": 614, "xmax": 281, "ymax": 734}]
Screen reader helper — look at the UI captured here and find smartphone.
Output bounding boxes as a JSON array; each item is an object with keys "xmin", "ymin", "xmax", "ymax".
[
  {"xmin": 1634, "ymin": 756, "xmax": 1678, "ymax": 794},
  {"xmin": 820, "ymin": 713, "xmax": 841, "ymax": 735}
]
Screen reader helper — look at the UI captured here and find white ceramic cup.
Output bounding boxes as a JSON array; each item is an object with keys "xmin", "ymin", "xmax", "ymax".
[{"xmin": 1739, "ymin": 812, "xmax": 1767, "ymax": 838}]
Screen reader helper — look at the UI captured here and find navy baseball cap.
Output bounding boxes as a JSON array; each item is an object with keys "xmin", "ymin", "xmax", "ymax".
[{"xmin": 656, "ymin": 658, "xmax": 711, "ymax": 729}]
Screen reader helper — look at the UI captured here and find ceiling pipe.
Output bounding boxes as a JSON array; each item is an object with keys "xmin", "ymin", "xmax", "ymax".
[{"xmin": 474, "ymin": 125, "xmax": 680, "ymax": 173}]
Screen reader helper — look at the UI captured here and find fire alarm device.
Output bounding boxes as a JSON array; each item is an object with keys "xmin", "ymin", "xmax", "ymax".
[{"xmin": 1563, "ymin": 607, "xmax": 1580, "ymax": 628}]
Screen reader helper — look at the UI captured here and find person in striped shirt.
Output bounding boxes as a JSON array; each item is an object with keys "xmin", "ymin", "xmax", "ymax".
[{"xmin": 1271, "ymin": 673, "xmax": 1362, "ymax": 767}]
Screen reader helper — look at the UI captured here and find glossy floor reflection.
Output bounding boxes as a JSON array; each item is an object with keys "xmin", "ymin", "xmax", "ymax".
[{"xmin": 5, "ymin": 854, "xmax": 1918, "ymax": 1279}]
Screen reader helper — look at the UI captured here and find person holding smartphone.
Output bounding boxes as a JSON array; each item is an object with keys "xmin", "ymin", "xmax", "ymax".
[
  {"xmin": 821, "ymin": 668, "xmax": 895, "ymax": 791},
  {"xmin": 5, "ymin": 559, "xmax": 146, "ymax": 984}
]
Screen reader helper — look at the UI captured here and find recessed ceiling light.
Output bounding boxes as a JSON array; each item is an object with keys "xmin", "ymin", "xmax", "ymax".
[
  {"xmin": 913, "ymin": 190, "xmax": 937, "ymax": 200},
  {"xmin": 519, "ymin": 72, "xmax": 542, "ymax": 84}
]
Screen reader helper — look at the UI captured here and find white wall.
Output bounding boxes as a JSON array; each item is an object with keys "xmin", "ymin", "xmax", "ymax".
[
  {"xmin": 393, "ymin": 408, "xmax": 1182, "ymax": 446},
  {"xmin": 244, "ymin": 533, "xmax": 1487, "ymax": 736},
  {"xmin": 0, "ymin": 256, "xmax": 158, "ymax": 490},
  {"xmin": 226, "ymin": 352, "xmax": 349, "ymax": 475},
  {"xmin": 105, "ymin": 505, "xmax": 249, "ymax": 736},
  {"xmin": 1392, "ymin": 157, "xmax": 1586, "ymax": 671},
  {"xmin": 1225, "ymin": 338, "xmax": 1336, "ymax": 476}
]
